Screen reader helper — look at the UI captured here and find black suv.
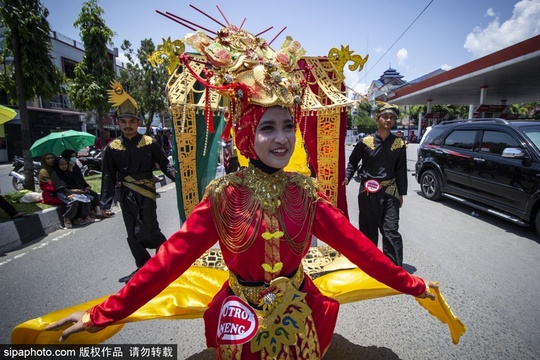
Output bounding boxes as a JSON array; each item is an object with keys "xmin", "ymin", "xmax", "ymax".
[{"xmin": 415, "ymin": 119, "xmax": 540, "ymax": 238}]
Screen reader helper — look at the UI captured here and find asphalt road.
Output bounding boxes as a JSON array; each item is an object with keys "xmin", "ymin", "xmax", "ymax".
[
  {"xmin": 0, "ymin": 161, "xmax": 17, "ymax": 194},
  {"xmin": 1, "ymin": 145, "xmax": 539, "ymax": 359}
]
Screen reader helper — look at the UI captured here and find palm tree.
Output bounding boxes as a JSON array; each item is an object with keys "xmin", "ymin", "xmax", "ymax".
[
  {"xmin": 1, "ymin": 0, "xmax": 63, "ymax": 190},
  {"xmin": 68, "ymin": 0, "xmax": 115, "ymax": 149}
]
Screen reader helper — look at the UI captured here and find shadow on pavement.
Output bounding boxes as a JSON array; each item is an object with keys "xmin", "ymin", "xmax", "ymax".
[
  {"xmin": 413, "ymin": 189, "xmax": 539, "ymax": 244},
  {"xmin": 184, "ymin": 334, "xmax": 401, "ymax": 359}
]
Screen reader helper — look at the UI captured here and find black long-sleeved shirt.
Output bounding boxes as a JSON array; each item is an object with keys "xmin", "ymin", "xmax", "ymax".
[
  {"xmin": 344, "ymin": 132, "xmax": 408, "ymax": 196},
  {"xmin": 100, "ymin": 133, "xmax": 175, "ymax": 209}
]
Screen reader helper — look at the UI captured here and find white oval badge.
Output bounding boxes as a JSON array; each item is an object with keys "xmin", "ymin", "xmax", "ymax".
[
  {"xmin": 364, "ymin": 179, "xmax": 381, "ymax": 193},
  {"xmin": 217, "ymin": 296, "xmax": 259, "ymax": 345}
]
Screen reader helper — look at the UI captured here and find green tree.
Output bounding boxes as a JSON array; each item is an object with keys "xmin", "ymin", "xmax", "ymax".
[
  {"xmin": 346, "ymin": 108, "xmax": 352, "ymax": 129},
  {"xmin": 0, "ymin": 0, "xmax": 64, "ymax": 190},
  {"xmin": 448, "ymin": 105, "xmax": 469, "ymax": 119},
  {"xmin": 508, "ymin": 102, "xmax": 540, "ymax": 117},
  {"xmin": 118, "ymin": 39, "xmax": 168, "ymax": 134},
  {"xmin": 352, "ymin": 101, "xmax": 376, "ymax": 134},
  {"xmin": 408, "ymin": 105, "xmax": 427, "ymax": 123},
  {"xmin": 68, "ymin": 0, "xmax": 115, "ymax": 149}
]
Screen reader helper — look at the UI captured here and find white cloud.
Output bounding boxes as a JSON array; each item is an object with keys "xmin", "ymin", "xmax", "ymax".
[
  {"xmin": 344, "ymin": 68, "xmax": 369, "ymax": 96},
  {"xmin": 397, "ymin": 48, "xmax": 408, "ymax": 66},
  {"xmin": 464, "ymin": 0, "xmax": 540, "ymax": 58},
  {"xmin": 116, "ymin": 52, "xmax": 130, "ymax": 68},
  {"xmin": 441, "ymin": 64, "xmax": 453, "ymax": 71},
  {"xmin": 486, "ymin": 8, "xmax": 496, "ymax": 17}
]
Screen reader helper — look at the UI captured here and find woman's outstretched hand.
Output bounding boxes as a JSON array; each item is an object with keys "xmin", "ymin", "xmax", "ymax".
[
  {"xmin": 44, "ymin": 311, "xmax": 85, "ymax": 342},
  {"xmin": 417, "ymin": 281, "xmax": 438, "ymax": 300}
]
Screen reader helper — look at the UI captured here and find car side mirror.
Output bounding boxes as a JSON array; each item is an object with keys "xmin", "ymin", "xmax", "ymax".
[{"xmin": 502, "ymin": 147, "xmax": 527, "ymax": 159}]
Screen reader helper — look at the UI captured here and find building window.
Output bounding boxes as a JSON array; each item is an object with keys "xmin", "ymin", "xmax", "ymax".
[{"xmin": 62, "ymin": 57, "xmax": 78, "ymax": 79}]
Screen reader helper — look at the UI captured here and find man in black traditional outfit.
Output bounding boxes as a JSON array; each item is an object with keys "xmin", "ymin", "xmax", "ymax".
[
  {"xmin": 101, "ymin": 80, "xmax": 177, "ymax": 283},
  {"xmin": 343, "ymin": 103, "xmax": 407, "ymax": 266}
]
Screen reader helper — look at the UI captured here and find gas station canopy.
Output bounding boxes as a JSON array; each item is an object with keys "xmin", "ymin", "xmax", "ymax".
[{"xmin": 386, "ymin": 35, "xmax": 540, "ymax": 106}]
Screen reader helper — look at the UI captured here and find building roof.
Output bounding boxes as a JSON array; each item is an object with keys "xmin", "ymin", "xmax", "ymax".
[
  {"xmin": 379, "ymin": 67, "xmax": 404, "ymax": 82},
  {"xmin": 387, "ymin": 34, "xmax": 540, "ymax": 106}
]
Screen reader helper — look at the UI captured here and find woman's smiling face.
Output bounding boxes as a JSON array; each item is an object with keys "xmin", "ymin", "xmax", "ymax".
[{"xmin": 254, "ymin": 106, "xmax": 296, "ymax": 169}]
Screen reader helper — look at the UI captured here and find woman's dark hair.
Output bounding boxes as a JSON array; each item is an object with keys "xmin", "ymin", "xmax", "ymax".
[{"xmin": 61, "ymin": 149, "xmax": 76, "ymax": 160}]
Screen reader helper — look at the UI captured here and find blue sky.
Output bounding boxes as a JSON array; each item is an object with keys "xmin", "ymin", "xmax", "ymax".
[{"xmin": 41, "ymin": 0, "xmax": 540, "ymax": 95}]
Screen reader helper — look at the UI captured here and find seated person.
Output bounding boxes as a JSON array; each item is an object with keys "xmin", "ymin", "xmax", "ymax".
[
  {"xmin": 0, "ymin": 194, "xmax": 26, "ymax": 219},
  {"xmin": 51, "ymin": 157, "xmax": 94, "ymax": 228},
  {"xmin": 38, "ymin": 153, "xmax": 65, "ymax": 206},
  {"xmin": 60, "ymin": 149, "xmax": 103, "ymax": 216}
]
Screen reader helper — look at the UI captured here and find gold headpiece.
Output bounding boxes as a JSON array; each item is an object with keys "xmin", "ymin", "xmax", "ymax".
[
  {"xmin": 184, "ymin": 26, "xmax": 306, "ymax": 108},
  {"xmin": 375, "ymin": 102, "xmax": 400, "ymax": 117},
  {"xmin": 180, "ymin": 25, "xmax": 308, "ymax": 131},
  {"xmin": 108, "ymin": 80, "xmax": 139, "ymax": 120}
]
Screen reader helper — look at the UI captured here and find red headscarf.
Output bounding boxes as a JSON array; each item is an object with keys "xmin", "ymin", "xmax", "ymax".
[{"xmin": 233, "ymin": 105, "xmax": 266, "ymax": 160}]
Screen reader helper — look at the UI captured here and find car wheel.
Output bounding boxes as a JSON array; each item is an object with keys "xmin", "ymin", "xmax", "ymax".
[{"xmin": 420, "ymin": 170, "xmax": 442, "ymax": 201}]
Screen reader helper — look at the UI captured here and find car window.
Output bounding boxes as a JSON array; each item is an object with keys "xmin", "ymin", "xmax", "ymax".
[
  {"xmin": 421, "ymin": 126, "xmax": 445, "ymax": 146},
  {"xmin": 443, "ymin": 130, "xmax": 476, "ymax": 150},
  {"xmin": 480, "ymin": 130, "xmax": 520, "ymax": 155},
  {"xmin": 521, "ymin": 126, "xmax": 540, "ymax": 151}
]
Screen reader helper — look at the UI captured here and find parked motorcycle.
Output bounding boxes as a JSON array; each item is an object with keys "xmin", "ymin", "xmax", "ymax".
[
  {"xmin": 9, "ymin": 156, "xmax": 41, "ymax": 191},
  {"xmin": 78, "ymin": 147, "xmax": 102, "ymax": 177}
]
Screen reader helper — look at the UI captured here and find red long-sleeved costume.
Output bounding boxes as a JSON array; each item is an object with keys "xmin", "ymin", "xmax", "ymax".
[{"xmin": 86, "ymin": 166, "xmax": 425, "ymax": 359}]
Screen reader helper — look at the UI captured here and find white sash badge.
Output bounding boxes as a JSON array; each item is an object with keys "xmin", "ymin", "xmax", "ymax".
[
  {"xmin": 217, "ymin": 296, "xmax": 259, "ymax": 345},
  {"xmin": 364, "ymin": 179, "xmax": 381, "ymax": 193}
]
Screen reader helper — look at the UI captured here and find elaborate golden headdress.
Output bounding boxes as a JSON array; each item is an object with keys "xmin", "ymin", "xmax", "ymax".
[
  {"xmin": 150, "ymin": 5, "xmax": 368, "ymax": 217},
  {"xmin": 179, "ymin": 24, "xmax": 308, "ymax": 137},
  {"xmin": 107, "ymin": 80, "xmax": 139, "ymax": 120}
]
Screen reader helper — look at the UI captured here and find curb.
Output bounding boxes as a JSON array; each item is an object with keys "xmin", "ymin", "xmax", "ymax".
[
  {"xmin": 0, "ymin": 206, "xmax": 65, "ymax": 253},
  {"xmin": 0, "ymin": 176, "xmax": 174, "ymax": 254}
]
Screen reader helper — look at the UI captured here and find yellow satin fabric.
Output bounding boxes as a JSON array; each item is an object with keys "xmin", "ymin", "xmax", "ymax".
[{"xmin": 12, "ymin": 266, "xmax": 465, "ymax": 345}]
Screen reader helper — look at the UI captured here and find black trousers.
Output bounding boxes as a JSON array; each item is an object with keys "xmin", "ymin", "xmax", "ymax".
[
  {"xmin": 357, "ymin": 189, "xmax": 403, "ymax": 266},
  {"xmin": 119, "ymin": 188, "xmax": 166, "ymax": 268},
  {"xmin": 0, "ymin": 195, "xmax": 18, "ymax": 218}
]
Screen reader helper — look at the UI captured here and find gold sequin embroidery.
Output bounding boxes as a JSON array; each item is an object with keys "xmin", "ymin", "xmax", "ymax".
[
  {"xmin": 137, "ymin": 135, "xmax": 154, "ymax": 148},
  {"xmin": 390, "ymin": 137, "xmax": 405, "ymax": 151},
  {"xmin": 362, "ymin": 135, "xmax": 375, "ymax": 150},
  {"xmin": 106, "ymin": 135, "xmax": 154, "ymax": 151},
  {"xmin": 108, "ymin": 138, "xmax": 125, "ymax": 151}
]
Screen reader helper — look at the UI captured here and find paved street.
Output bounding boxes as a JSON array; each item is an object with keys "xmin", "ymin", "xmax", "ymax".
[
  {"xmin": 1, "ymin": 145, "xmax": 539, "ymax": 359},
  {"xmin": 0, "ymin": 161, "xmax": 16, "ymax": 193}
]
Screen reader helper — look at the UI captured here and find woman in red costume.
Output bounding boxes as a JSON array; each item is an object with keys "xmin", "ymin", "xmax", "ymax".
[
  {"xmin": 38, "ymin": 152, "xmax": 65, "ymax": 206},
  {"xmin": 46, "ymin": 103, "xmax": 437, "ymax": 359},
  {"xmin": 39, "ymin": 22, "xmax": 458, "ymax": 359}
]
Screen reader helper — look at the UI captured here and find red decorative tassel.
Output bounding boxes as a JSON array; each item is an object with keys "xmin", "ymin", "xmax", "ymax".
[{"xmin": 221, "ymin": 118, "xmax": 232, "ymax": 140}]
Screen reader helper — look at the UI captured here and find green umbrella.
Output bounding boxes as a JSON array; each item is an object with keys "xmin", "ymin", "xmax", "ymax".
[{"xmin": 30, "ymin": 129, "xmax": 96, "ymax": 157}]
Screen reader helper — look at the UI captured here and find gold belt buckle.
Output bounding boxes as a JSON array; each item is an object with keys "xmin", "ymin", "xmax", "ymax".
[{"xmin": 228, "ymin": 265, "xmax": 304, "ymax": 305}]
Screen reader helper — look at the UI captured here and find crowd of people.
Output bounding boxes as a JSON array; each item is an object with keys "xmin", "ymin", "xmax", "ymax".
[
  {"xmin": 152, "ymin": 127, "xmax": 173, "ymax": 157},
  {"xmin": 36, "ymin": 149, "xmax": 108, "ymax": 228}
]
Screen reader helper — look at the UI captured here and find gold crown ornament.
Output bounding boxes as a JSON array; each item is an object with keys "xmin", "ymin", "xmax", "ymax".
[
  {"xmin": 108, "ymin": 80, "xmax": 140, "ymax": 120},
  {"xmin": 180, "ymin": 24, "xmax": 309, "ymax": 134}
]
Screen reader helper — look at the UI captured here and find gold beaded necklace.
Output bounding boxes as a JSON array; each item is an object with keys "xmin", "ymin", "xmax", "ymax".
[{"xmin": 206, "ymin": 166, "xmax": 319, "ymax": 255}]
